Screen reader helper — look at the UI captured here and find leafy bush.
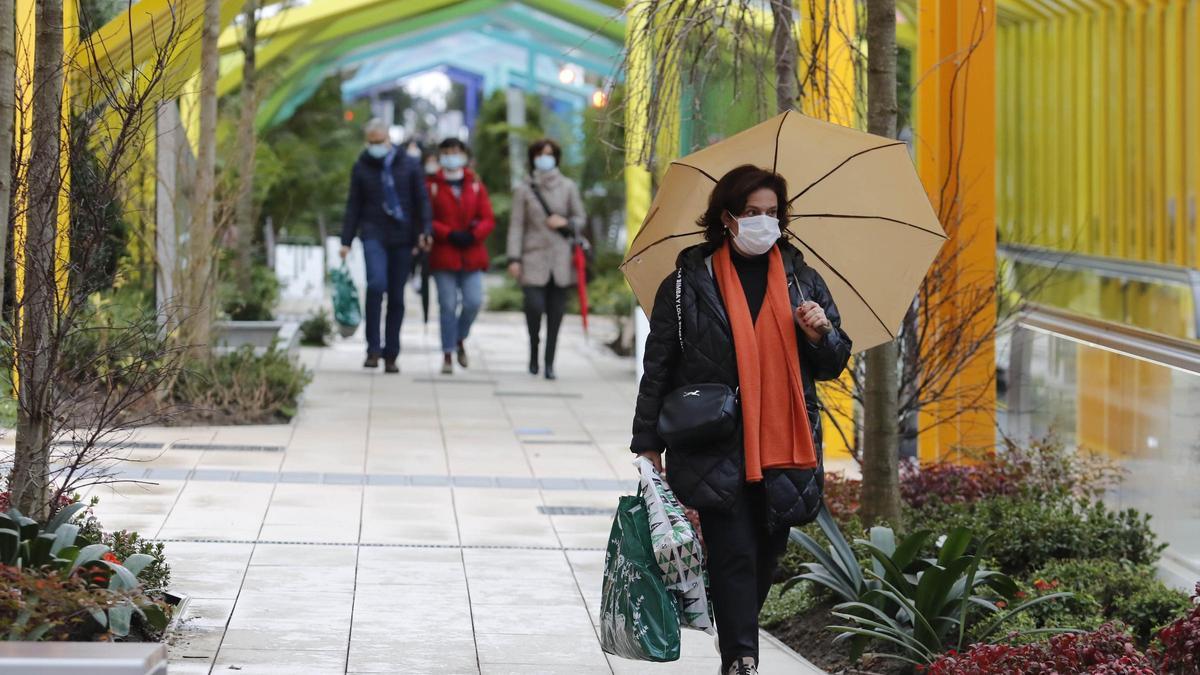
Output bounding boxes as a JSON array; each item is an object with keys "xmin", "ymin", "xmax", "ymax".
[
  {"xmin": 486, "ymin": 278, "xmax": 525, "ymax": 312},
  {"xmin": 1153, "ymin": 583, "xmax": 1200, "ymax": 674},
  {"xmin": 760, "ymin": 583, "xmax": 817, "ymax": 629},
  {"xmin": 900, "ymin": 437, "xmax": 1123, "ymax": 510},
  {"xmin": 102, "ymin": 531, "xmax": 170, "ymax": 596},
  {"xmin": 171, "ymin": 346, "xmax": 311, "ymax": 423},
  {"xmin": 923, "ymin": 623, "xmax": 1157, "ymax": 674},
  {"xmin": 788, "ymin": 512, "xmax": 1072, "ymax": 666},
  {"xmin": 1027, "ymin": 559, "xmax": 1191, "ymax": 647},
  {"xmin": 221, "ymin": 265, "xmax": 280, "ymax": 321},
  {"xmin": 0, "ymin": 506, "xmax": 170, "ymax": 639},
  {"xmin": 908, "ymin": 496, "xmax": 1164, "ymax": 577},
  {"xmin": 0, "ymin": 565, "xmax": 126, "ymax": 641},
  {"xmin": 298, "ymin": 310, "xmax": 334, "ymax": 347}
]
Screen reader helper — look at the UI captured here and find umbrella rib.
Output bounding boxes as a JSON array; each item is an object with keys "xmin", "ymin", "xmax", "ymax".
[
  {"xmin": 787, "ymin": 142, "xmax": 908, "ymax": 206},
  {"xmin": 788, "ymin": 213, "xmax": 949, "ymax": 239},
  {"xmin": 673, "ymin": 161, "xmax": 718, "ymax": 183},
  {"xmin": 773, "ymin": 109, "xmax": 791, "ymax": 175},
  {"xmin": 619, "ymin": 231, "xmax": 705, "ymax": 268},
  {"xmin": 784, "ymin": 232, "xmax": 896, "ymax": 340}
]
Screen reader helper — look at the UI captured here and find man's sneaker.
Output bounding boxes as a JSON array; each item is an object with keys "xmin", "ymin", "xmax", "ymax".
[
  {"xmin": 384, "ymin": 359, "xmax": 400, "ymax": 374},
  {"xmin": 725, "ymin": 657, "xmax": 757, "ymax": 675},
  {"xmin": 363, "ymin": 354, "xmax": 380, "ymax": 369},
  {"xmin": 456, "ymin": 341, "xmax": 469, "ymax": 368},
  {"xmin": 441, "ymin": 354, "xmax": 453, "ymax": 375}
]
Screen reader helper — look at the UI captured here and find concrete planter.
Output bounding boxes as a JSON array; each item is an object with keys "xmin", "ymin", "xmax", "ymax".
[
  {"xmin": 212, "ymin": 320, "xmax": 300, "ymax": 357},
  {"xmin": 0, "ymin": 643, "xmax": 167, "ymax": 674}
]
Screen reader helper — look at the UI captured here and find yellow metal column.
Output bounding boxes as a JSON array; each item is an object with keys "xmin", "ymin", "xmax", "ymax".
[
  {"xmin": 13, "ymin": 0, "xmax": 75, "ymax": 316},
  {"xmin": 797, "ymin": 0, "xmax": 859, "ymax": 461},
  {"xmin": 624, "ymin": 3, "xmax": 651, "ymax": 261},
  {"xmin": 916, "ymin": 0, "xmax": 998, "ymax": 459}
]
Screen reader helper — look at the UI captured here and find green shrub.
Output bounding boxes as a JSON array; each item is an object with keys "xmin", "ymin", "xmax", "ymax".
[
  {"xmin": 298, "ymin": 310, "xmax": 334, "ymax": 347},
  {"xmin": 102, "ymin": 531, "xmax": 171, "ymax": 595},
  {"xmin": 908, "ymin": 496, "xmax": 1164, "ymax": 577},
  {"xmin": 171, "ymin": 346, "xmax": 311, "ymax": 423},
  {"xmin": 1027, "ymin": 559, "xmax": 1192, "ymax": 646},
  {"xmin": 759, "ymin": 582, "xmax": 816, "ymax": 629},
  {"xmin": 221, "ymin": 265, "xmax": 280, "ymax": 321},
  {"xmin": 486, "ymin": 278, "xmax": 525, "ymax": 312}
]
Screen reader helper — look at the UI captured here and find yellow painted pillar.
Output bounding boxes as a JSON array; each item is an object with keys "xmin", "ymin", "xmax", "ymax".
[
  {"xmin": 915, "ymin": 0, "xmax": 998, "ymax": 460},
  {"xmin": 798, "ymin": 0, "xmax": 859, "ymax": 128},
  {"xmin": 796, "ymin": 0, "xmax": 858, "ymax": 460},
  {"xmin": 624, "ymin": 1, "xmax": 651, "ymax": 247}
]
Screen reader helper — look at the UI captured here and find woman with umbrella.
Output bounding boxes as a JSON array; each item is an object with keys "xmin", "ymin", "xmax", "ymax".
[{"xmin": 630, "ymin": 165, "xmax": 852, "ymax": 675}]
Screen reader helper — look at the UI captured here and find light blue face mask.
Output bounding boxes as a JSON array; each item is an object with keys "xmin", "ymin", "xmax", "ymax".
[
  {"xmin": 439, "ymin": 154, "xmax": 467, "ymax": 171},
  {"xmin": 533, "ymin": 154, "xmax": 557, "ymax": 172},
  {"xmin": 366, "ymin": 143, "xmax": 390, "ymax": 159}
]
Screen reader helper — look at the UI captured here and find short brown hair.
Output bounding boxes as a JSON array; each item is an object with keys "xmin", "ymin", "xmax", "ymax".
[
  {"xmin": 527, "ymin": 138, "xmax": 562, "ymax": 171},
  {"xmin": 696, "ymin": 165, "xmax": 789, "ymax": 244}
]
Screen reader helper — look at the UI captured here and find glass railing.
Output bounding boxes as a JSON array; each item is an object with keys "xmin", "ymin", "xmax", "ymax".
[{"xmin": 1002, "ymin": 305, "xmax": 1200, "ymax": 579}]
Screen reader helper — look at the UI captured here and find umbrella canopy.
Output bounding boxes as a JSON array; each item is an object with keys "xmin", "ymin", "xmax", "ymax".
[{"xmin": 620, "ymin": 110, "xmax": 947, "ymax": 354}]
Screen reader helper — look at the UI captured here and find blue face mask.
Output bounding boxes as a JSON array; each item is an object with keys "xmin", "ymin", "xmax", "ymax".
[
  {"xmin": 533, "ymin": 154, "xmax": 557, "ymax": 172},
  {"xmin": 366, "ymin": 143, "xmax": 390, "ymax": 159},
  {"xmin": 439, "ymin": 154, "xmax": 467, "ymax": 171}
]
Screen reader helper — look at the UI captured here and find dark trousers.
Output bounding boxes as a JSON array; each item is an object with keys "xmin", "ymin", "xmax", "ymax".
[
  {"xmin": 522, "ymin": 281, "xmax": 567, "ymax": 368},
  {"xmin": 363, "ymin": 239, "xmax": 414, "ymax": 360},
  {"xmin": 698, "ymin": 483, "xmax": 791, "ymax": 670}
]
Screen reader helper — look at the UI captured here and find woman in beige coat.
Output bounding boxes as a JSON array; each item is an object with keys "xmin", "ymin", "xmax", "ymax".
[{"xmin": 506, "ymin": 139, "xmax": 586, "ymax": 380}]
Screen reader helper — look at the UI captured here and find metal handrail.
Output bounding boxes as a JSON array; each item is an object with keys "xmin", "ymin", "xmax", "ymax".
[{"xmin": 1017, "ymin": 303, "xmax": 1200, "ymax": 376}]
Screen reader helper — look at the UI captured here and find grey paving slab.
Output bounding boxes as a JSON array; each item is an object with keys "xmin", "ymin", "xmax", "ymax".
[{"xmin": 89, "ymin": 312, "xmax": 822, "ymax": 674}]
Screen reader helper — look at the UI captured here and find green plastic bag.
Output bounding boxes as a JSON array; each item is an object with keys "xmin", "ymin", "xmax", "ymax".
[
  {"xmin": 329, "ymin": 264, "xmax": 361, "ymax": 338},
  {"xmin": 600, "ymin": 495, "xmax": 681, "ymax": 662}
]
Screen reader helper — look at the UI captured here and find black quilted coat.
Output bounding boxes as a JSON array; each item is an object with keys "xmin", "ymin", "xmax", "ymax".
[{"xmin": 631, "ymin": 241, "xmax": 853, "ymax": 522}]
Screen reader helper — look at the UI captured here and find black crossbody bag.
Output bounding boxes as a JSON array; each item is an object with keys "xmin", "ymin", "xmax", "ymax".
[{"xmin": 656, "ymin": 267, "xmax": 740, "ymax": 450}]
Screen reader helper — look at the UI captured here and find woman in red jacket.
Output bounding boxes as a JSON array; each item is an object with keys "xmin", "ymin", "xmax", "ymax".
[{"xmin": 427, "ymin": 138, "xmax": 496, "ymax": 375}]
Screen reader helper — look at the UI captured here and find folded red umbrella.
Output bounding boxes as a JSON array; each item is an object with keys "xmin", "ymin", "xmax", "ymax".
[{"xmin": 573, "ymin": 241, "xmax": 589, "ymax": 335}]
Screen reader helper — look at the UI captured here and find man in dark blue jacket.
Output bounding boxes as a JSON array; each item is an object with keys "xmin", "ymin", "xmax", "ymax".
[{"xmin": 340, "ymin": 119, "xmax": 432, "ymax": 373}]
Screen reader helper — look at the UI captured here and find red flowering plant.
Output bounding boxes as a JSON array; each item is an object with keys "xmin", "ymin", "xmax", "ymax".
[
  {"xmin": 922, "ymin": 623, "xmax": 1157, "ymax": 674},
  {"xmin": 1153, "ymin": 582, "xmax": 1200, "ymax": 674}
]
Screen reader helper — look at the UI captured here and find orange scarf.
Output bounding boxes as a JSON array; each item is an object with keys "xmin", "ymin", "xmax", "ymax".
[{"xmin": 713, "ymin": 243, "xmax": 818, "ymax": 482}]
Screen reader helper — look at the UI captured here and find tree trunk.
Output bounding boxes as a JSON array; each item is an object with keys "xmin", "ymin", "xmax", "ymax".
[
  {"xmin": 233, "ymin": 0, "xmax": 257, "ymax": 286},
  {"xmin": 859, "ymin": 0, "xmax": 904, "ymax": 528},
  {"xmin": 770, "ymin": 0, "xmax": 798, "ymax": 114},
  {"xmin": 180, "ymin": 0, "xmax": 221, "ymax": 355},
  {"xmin": 0, "ymin": 0, "xmax": 14, "ymax": 310},
  {"xmin": 10, "ymin": 0, "xmax": 63, "ymax": 520}
]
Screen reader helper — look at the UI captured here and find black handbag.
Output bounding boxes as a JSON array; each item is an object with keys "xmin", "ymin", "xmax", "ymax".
[
  {"xmin": 656, "ymin": 383, "xmax": 740, "ymax": 450},
  {"xmin": 655, "ymin": 267, "xmax": 740, "ymax": 450}
]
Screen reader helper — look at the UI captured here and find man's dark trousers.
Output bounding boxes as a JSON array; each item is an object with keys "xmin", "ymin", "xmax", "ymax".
[{"xmin": 362, "ymin": 238, "xmax": 413, "ymax": 360}]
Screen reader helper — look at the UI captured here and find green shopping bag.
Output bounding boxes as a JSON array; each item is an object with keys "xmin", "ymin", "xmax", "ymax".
[
  {"xmin": 329, "ymin": 264, "xmax": 361, "ymax": 338},
  {"xmin": 600, "ymin": 495, "xmax": 681, "ymax": 662}
]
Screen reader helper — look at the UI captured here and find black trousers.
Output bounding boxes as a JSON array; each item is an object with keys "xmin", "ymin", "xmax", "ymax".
[
  {"xmin": 522, "ymin": 281, "xmax": 567, "ymax": 368},
  {"xmin": 698, "ymin": 483, "xmax": 791, "ymax": 670}
]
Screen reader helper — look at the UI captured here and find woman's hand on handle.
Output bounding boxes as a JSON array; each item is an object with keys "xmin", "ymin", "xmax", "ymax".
[
  {"xmin": 637, "ymin": 450, "xmax": 664, "ymax": 475},
  {"xmin": 794, "ymin": 301, "xmax": 832, "ymax": 343}
]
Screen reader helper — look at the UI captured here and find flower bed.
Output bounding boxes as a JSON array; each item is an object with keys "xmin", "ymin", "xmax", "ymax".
[
  {"xmin": 763, "ymin": 439, "xmax": 1197, "ymax": 674},
  {"xmin": 0, "ymin": 496, "xmax": 173, "ymax": 642}
]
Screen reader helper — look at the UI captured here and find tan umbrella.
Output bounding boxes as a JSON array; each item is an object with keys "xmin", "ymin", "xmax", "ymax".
[{"xmin": 620, "ymin": 110, "xmax": 947, "ymax": 354}]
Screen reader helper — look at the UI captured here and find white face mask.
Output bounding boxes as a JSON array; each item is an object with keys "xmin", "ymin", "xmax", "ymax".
[{"xmin": 730, "ymin": 213, "xmax": 780, "ymax": 256}]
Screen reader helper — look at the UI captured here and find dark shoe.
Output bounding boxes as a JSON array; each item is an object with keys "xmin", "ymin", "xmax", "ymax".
[
  {"xmin": 528, "ymin": 346, "xmax": 539, "ymax": 375},
  {"xmin": 456, "ymin": 341, "xmax": 469, "ymax": 368},
  {"xmin": 363, "ymin": 354, "xmax": 380, "ymax": 369},
  {"xmin": 725, "ymin": 658, "xmax": 757, "ymax": 675},
  {"xmin": 544, "ymin": 366, "xmax": 556, "ymax": 381},
  {"xmin": 441, "ymin": 354, "xmax": 453, "ymax": 375},
  {"xmin": 384, "ymin": 359, "xmax": 400, "ymax": 374}
]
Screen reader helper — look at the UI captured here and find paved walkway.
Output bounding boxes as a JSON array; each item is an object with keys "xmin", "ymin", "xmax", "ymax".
[{"xmin": 85, "ymin": 312, "xmax": 822, "ymax": 674}]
